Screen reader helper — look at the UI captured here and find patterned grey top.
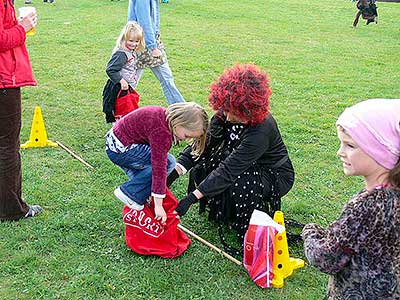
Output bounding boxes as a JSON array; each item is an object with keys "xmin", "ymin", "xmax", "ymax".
[{"xmin": 302, "ymin": 186, "xmax": 400, "ymax": 300}]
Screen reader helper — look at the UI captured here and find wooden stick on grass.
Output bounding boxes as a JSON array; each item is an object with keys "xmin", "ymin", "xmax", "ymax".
[
  {"xmin": 56, "ymin": 141, "xmax": 95, "ymax": 170},
  {"xmin": 178, "ymin": 224, "xmax": 242, "ymax": 266}
]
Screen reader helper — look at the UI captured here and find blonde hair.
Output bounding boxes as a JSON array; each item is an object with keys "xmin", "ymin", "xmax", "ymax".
[
  {"xmin": 389, "ymin": 160, "xmax": 400, "ymax": 190},
  {"xmin": 166, "ymin": 102, "xmax": 209, "ymax": 157},
  {"xmin": 113, "ymin": 21, "xmax": 145, "ymax": 53}
]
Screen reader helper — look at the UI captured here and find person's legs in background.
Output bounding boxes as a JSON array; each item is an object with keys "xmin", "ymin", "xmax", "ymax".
[
  {"xmin": 127, "ymin": 0, "xmax": 136, "ymax": 22},
  {"xmin": 0, "ymin": 88, "xmax": 41, "ymax": 221},
  {"xmin": 132, "ymin": 68, "xmax": 145, "ymax": 89},
  {"xmin": 150, "ymin": 62, "xmax": 185, "ymax": 105}
]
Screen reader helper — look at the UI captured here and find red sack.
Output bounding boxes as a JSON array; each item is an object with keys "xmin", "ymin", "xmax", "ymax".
[
  {"xmin": 114, "ymin": 87, "xmax": 140, "ymax": 120},
  {"xmin": 123, "ymin": 189, "xmax": 191, "ymax": 258},
  {"xmin": 243, "ymin": 210, "xmax": 284, "ymax": 288}
]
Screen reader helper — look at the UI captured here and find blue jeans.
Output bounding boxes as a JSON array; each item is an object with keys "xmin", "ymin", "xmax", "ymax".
[
  {"xmin": 127, "ymin": 0, "xmax": 160, "ymax": 49},
  {"xmin": 136, "ymin": 61, "xmax": 185, "ymax": 105},
  {"xmin": 106, "ymin": 144, "xmax": 176, "ymax": 205}
]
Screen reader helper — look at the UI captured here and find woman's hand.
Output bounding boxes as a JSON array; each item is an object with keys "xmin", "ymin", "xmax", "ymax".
[
  {"xmin": 153, "ymin": 197, "xmax": 167, "ymax": 225},
  {"xmin": 18, "ymin": 12, "xmax": 37, "ymax": 33},
  {"xmin": 151, "ymin": 48, "xmax": 162, "ymax": 58},
  {"xmin": 175, "ymin": 192, "xmax": 201, "ymax": 217}
]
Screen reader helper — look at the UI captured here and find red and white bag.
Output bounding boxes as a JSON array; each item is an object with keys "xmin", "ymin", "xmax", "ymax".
[
  {"xmin": 122, "ymin": 189, "xmax": 191, "ymax": 258},
  {"xmin": 243, "ymin": 210, "xmax": 284, "ymax": 288}
]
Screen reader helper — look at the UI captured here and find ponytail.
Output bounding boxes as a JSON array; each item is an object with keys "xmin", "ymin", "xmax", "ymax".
[{"xmin": 389, "ymin": 160, "xmax": 400, "ymax": 190}]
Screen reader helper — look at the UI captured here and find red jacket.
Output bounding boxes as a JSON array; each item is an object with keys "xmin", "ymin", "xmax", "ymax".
[{"xmin": 0, "ymin": 0, "xmax": 36, "ymax": 88}]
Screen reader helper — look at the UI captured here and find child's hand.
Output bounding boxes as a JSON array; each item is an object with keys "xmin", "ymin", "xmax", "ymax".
[
  {"xmin": 153, "ymin": 197, "xmax": 167, "ymax": 225},
  {"xmin": 151, "ymin": 48, "xmax": 162, "ymax": 58},
  {"xmin": 120, "ymin": 79, "xmax": 129, "ymax": 90}
]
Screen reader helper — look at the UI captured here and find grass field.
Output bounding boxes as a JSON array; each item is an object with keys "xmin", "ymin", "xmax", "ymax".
[{"xmin": 1, "ymin": 0, "xmax": 399, "ymax": 299}]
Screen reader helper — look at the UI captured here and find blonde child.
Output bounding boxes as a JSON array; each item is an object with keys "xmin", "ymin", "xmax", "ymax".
[
  {"xmin": 102, "ymin": 21, "xmax": 145, "ymax": 123},
  {"xmin": 302, "ymin": 99, "xmax": 400, "ymax": 299},
  {"xmin": 106, "ymin": 102, "xmax": 209, "ymax": 224}
]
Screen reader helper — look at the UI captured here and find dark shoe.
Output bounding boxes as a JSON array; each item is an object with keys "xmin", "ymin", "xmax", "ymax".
[
  {"xmin": 24, "ymin": 205, "xmax": 42, "ymax": 218},
  {"xmin": 25, "ymin": 0, "xmax": 32, "ymax": 4}
]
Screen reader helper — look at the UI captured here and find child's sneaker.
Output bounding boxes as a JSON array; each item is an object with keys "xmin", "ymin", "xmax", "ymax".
[{"xmin": 114, "ymin": 187, "xmax": 144, "ymax": 210}]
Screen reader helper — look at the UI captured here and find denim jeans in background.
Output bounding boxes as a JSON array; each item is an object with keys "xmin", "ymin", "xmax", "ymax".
[
  {"xmin": 135, "ymin": 62, "xmax": 185, "ymax": 105},
  {"xmin": 127, "ymin": 0, "xmax": 185, "ymax": 105},
  {"xmin": 127, "ymin": 0, "xmax": 160, "ymax": 50},
  {"xmin": 106, "ymin": 144, "xmax": 176, "ymax": 205}
]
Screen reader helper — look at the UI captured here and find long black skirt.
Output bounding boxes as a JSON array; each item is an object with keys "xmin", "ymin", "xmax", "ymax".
[{"xmin": 189, "ymin": 152, "xmax": 294, "ymax": 254}]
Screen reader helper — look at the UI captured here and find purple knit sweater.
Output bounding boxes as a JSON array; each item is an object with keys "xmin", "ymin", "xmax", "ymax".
[{"xmin": 112, "ymin": 106, "xmax": 173, "ymax": 197}]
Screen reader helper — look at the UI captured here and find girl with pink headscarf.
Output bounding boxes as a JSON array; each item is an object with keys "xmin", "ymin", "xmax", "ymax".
[{"xmin": 302, "ymin": 99, "xmax": 400, "ymax": 299}]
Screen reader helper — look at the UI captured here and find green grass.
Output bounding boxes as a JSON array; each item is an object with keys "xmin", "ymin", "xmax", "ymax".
[{"xmin": 1, "ymin": 0, "xmax": 399, "ymax": 299}]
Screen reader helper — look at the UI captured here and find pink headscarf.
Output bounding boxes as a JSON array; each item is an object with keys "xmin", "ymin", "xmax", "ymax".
[{"xmin": 336, "ymin": 99, "xmax": 400, "ymax": 169}]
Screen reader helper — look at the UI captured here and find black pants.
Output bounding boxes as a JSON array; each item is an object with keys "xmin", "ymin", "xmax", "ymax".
[{"xmin": 0, "ymin": 88, "xmax": 29, "ymax": 220}]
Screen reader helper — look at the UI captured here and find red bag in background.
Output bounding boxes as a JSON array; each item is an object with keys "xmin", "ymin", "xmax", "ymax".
[
  {"xmin": 243, "ymin": 210, "xmax": 284, "ymax": 288},
  {"xmin": 114, "ymin": 87, "xmax": 140, "ymax": 120},
  {"xmin": 123, "ymin": 189, "xmax": 191, "ymax": 258}
]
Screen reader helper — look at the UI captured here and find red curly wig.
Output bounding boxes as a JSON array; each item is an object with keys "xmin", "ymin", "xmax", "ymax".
[{"xmin": 208, "ymin": 64, "xmax": 272, "ymax": 125}]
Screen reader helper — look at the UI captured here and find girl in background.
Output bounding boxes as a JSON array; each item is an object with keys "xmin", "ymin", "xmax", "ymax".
[
  {"xmin": 102, "ymin": 21, "xmax": 145, "ymax": 123},
  {"xmin": 302, "ymin": 99, "xmax": 400, "ymax": 299},
  {"xmin": 106, "ymin": 102, "xmax": 209, "ymax": 224}
]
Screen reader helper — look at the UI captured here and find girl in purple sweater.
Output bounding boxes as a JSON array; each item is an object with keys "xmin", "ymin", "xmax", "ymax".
[{"xmin": 106, "ymin": 102, "xmax": 209, "ymax": 224}]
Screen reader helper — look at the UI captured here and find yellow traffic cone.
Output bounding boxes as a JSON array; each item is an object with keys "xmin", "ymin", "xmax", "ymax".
[
  {"xmin": 272, "ymin": 210, "xmax": 304, "ymax": 288},
  {"xmin": 21, "ymin": 106, "xmax": 58, "ymax": 149}
]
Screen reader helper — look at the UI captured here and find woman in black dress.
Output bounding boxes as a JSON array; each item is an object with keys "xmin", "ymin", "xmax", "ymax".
[{"xmin": 168, "ymin": 64, "xmax": 295, "ymax": 254}]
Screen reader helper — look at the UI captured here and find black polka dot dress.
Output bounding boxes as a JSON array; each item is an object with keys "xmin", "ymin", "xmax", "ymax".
[
  {"xmin": 196, "ymin": 123, "xmax": 277, "ymax": 252},
  {"xmin": 178, "ymin": 113, "xmax": 295, "ymax": 255}
]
